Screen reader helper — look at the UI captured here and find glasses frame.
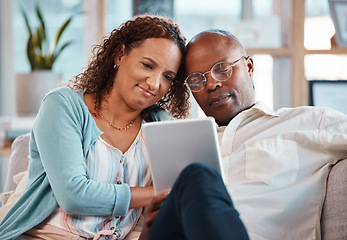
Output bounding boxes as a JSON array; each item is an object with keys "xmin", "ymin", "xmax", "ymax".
[{"xmin": 185, "ymin": 55, "xmax": 247, "ymax": 92}]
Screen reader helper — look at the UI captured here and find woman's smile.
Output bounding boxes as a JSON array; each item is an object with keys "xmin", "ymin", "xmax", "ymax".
[{"xmin": 137, "ymin": 84, "xmax": 155, "ymax": 98}]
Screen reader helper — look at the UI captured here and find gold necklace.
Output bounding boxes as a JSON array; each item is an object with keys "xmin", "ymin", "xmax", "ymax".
[{"xmin": 100, "ymin": 113, "xmax": 136, "ymax": 131}]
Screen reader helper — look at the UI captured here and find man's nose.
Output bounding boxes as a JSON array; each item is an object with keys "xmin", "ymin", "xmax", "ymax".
[{"xmin": 205, "ymin": 72, "xmax": 222, "ymax": 91}]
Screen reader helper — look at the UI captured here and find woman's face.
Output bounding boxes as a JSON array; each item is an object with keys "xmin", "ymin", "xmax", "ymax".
[{"xmin": 113, "ymin": 38, "xmax": 182, "ymax": 112}]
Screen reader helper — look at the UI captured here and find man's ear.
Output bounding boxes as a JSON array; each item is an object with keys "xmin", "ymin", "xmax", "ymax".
[
  {"xmin": 114, "ymin": 44, "xmax": 126, "ymax": 66},
  {"xmin": 245, "ymin": 56, "xmax": 254, "ymax": 78}
]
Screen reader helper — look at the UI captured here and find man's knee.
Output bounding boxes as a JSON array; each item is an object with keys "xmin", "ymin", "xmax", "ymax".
[{"xmin": 178, "ymin": 162, "xmax": 221, "ymax": 184}]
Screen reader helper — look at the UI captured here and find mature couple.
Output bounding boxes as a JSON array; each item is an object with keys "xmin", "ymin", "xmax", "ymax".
[{"xmin": 0, "ymin": 14, "xmax": 346, "ymax": 240}]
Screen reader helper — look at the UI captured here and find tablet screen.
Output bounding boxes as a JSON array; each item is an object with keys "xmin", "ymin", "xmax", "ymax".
[{"xmin": 143, "ymin": 117, "xmax": 224, "ymax": 194}]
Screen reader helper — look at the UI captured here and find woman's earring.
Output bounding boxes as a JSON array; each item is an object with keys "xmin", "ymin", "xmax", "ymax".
[{"xmin": 114, "ymin": 65, "xmax": 119, "ymax": 70}]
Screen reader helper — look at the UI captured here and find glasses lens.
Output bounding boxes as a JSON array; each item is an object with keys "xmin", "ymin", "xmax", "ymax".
[
  {"xmin": 186, "ymin": 73, "xmax": 206, "ymax": 92},
  {"xmin": 211, "ymin": 62, "xmax": 232, "ymax": 81}
]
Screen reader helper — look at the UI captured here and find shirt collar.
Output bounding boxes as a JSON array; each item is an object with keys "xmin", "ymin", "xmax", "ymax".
[
  {"xmin": 249, "ymin": 101, "xmax": 279, "ymax": 117},
  {"xmin": 216, "ymin": 101, "xmax": 278, "ymax": 131}
]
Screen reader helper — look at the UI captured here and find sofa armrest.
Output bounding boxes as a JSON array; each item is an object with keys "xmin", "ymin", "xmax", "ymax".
[
  {"xmin": 321, "ymin": 158, "xmax": 347, "ymax": 240},
  {"xmin": 3, "ymin": 133, "xmax": 30, "ymax": 193}
]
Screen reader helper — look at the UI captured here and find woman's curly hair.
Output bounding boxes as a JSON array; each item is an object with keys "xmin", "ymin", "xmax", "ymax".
[{"xmin": 67, "ymin": 14, "xmax": 190, "ymax": 119}]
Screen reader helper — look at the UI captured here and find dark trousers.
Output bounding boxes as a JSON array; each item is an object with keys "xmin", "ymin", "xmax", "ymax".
[{"xmin": 148, "ymin": 162, "xmax": 249, "ymax": 240}]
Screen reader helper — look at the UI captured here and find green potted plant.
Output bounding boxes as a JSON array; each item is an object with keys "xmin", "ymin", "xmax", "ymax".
[
  {"xmin": 22, "ymin": 4, "xmax": 75, "ymax": 70},
  {"xmin": 16, "ymin": 4, "xmax": 77, "ymax": 116}
]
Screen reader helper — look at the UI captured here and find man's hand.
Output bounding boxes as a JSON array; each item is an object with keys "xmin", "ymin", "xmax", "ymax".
[{"xmin": 139, "ymin": 190, "xmax": 170, "ymax": 240}]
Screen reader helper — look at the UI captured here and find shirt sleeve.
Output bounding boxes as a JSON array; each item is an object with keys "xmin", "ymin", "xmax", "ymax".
[{"xmin": 32, "ymin": 89, "xmax": 131, "ymax": 216}]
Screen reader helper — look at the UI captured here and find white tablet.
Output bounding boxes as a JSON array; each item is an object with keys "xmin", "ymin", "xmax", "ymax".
[{"xmin": 142, "ymin": 117, "xmax": 224, "ymax": 194}]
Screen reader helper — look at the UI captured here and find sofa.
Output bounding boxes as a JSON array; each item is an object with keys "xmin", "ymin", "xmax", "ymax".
[{"xmin": 1, "ymin": 133, "xmax": 347, "ymax": 239}]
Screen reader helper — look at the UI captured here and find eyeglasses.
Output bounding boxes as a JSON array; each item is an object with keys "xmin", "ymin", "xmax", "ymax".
[{"xmin": 185, "ymin": 55, "xmax": 246, "ymax": 92}]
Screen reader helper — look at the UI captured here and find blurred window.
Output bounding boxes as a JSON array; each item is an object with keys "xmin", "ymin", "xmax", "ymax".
[
  {"xmin": 305, "ymin": 0, "xmax": 334, "ymax": 50},
  {"xmin": 305, "ymin": 0, "xmax": 347, "ymax": 81},
  {"xmin": 13, "ymin": 0, "xmax": 85, "ymax": 82}
]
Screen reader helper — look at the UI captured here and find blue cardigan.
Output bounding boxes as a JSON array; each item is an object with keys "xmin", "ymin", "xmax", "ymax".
[{"xmin": 0, "ymin": 87, "xmax": 173, "ymax": 239}]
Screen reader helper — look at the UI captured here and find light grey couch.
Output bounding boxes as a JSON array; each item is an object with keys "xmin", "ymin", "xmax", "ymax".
[{"xmin": 2, "ymin": 134, "xmax": 347, "ymax": 239}]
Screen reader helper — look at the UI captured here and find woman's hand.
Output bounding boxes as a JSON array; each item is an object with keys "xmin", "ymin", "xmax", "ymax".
[{"xmin": 139, "ymin": 190, "xmax": 170, "ymax": 240}]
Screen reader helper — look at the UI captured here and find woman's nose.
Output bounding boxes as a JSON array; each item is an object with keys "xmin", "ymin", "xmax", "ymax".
[{"xmin": 146, "ymin": 73, "xmax": 161, "ymax": 90}]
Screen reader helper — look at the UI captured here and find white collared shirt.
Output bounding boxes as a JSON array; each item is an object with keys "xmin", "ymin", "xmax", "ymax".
[{"xmin": 217, "ymin": 101, "xmax": 347, "ymax": 240}]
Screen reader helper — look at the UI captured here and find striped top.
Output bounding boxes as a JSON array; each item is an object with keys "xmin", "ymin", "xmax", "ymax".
[{"xmin": 47, "ymin": 125, "xmax": 151, "ymax": 239}]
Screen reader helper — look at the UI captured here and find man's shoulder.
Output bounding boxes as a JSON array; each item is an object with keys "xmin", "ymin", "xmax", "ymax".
[
  {"xmin": 274, "ymin": 105, "xmax": 347, "ymax": 124},
  {"xmin": 276, "ymin": 105, "xmax": 324, "ymax": 115}
]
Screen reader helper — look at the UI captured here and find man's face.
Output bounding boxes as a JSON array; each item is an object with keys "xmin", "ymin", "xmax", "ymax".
[{"xmin": 184, "ymin": 34, "xmax": 255, "ymax": 126}]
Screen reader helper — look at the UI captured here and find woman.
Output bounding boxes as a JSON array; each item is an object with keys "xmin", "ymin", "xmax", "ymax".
[{"xmin": 0, "ymin": 14, "xmax": 190, "ymax": 240}]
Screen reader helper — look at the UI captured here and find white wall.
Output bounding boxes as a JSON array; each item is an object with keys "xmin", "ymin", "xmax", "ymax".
[{"xmin": 0, "ymin": 0, "xmax": 15, "ymax": 116}]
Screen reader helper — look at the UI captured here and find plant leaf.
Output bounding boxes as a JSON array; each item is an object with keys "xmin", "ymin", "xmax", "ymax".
[
  {"xmin": 42, "ymin": 55, "xmax": 52, "ymax": 70},
  {"xmin": 54, "ymin": 17, "xmax": 72, "ymax": 49},
  {"xmin": 35, "ymin": 4, "xmax": 46, "ymax": 44},
  {"xmin": 36, "ymin": 26, "xmax": 45, "ymax": 53},
  {"xmin": 21, "ymin": 7, "xmax": 32, "ymax": 35},
  {"xmin": 31, "ymin": 30, "xmax": 40, "ymax": 57},
  {"xmin": 21, "ymin": 5, "xmax": 81, "ymax": 71},
  {"xmin": 51, "ymin": 41, "xmax": 72, "ymax": 64},
  {"xmin": 39, "ymin": 55, "xmax": 47, "ymax": 69},
  {"xmin": 54, "ymin": 12, "xmax": 82, "ymax": 49},
  {"xmin": 26, "ymin": 35, "xmax": 36, "ymax": 70}
]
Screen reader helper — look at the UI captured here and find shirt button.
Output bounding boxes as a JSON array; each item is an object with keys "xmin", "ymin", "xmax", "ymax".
[
  {"xmin": 117, "ymin": 180, "xmax": 122, "ymax": 184},
  {"xmin": 110, "ymin": 226, "xmax": 115, "ymax": 230},
  {"xmin": 120, "ymin": 158, "xmax": 124, "ymax": 163}
]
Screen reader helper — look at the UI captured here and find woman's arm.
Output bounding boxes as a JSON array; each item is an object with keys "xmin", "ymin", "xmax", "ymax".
[
  {"xmin": 32, "ymin": 89, "xmax": 130, "ymax": 216},
  {"xmin": 129, "ymin": 186, "xmax": 155, "ymax": 209}
]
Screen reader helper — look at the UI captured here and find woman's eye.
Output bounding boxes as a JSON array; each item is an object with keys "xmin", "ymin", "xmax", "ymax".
[
  {"xmin": 164, "ymin": 74, "xmax": 174, "ymax": 82},
  {"xmin": 142, "ymin": 62, "xmax": 153, "ymax": 69}
]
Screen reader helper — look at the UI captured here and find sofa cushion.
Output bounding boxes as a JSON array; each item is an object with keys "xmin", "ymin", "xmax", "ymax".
[{"xmin": 321, "ymin": 158, "xmax": 347, "ymax": 240}]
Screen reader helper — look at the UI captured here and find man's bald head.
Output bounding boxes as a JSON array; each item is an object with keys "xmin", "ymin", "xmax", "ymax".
[
  {"xmin": 184, "ymin": 29, "xmax": 255, "ymax": 125},
  {"xmin": 187, "ymin": 29, "xmax": 246, "ymax": 56}
]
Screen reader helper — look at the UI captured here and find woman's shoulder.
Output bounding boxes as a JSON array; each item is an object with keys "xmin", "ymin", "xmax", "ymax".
[
  {"xmin": 40, "ymin": 87, "xmax": 87, "ymax": 116},
  {"xmin": 44, "ymin": 87, "xmax": 83, "ymax": 101},
  {"xmin": 37, "ymin": 87, "xmax": 97, "ymax": 132}
]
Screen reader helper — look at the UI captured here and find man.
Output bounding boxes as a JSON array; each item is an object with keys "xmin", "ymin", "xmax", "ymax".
[
  {"xmin": 140, "ymin": 30, "xmax": 347, "ymax": 240},
  {"xmin": 185, "ymin": 29, "xmax": 255, "ymax": 125}
]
